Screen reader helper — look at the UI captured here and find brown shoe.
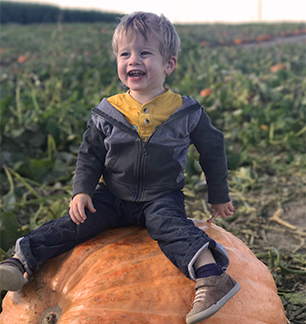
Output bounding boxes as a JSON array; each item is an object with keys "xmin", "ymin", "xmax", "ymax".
[
  {"xmin": 186, "ymin": 272, "xmax": 240, "ymax": 324},
  {"xmin": 0, "ymin": 258, "xmax": 25, "ymax": 292}
]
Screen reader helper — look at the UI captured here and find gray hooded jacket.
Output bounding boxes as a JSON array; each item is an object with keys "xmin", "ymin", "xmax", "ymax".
[{"xmin": 72, "ymin": 96, "xmax": 230, "ymax": 204}]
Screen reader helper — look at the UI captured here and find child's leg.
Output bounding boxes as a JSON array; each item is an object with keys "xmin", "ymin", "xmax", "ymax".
[
  {"xmin": 193, "ymin": 248, "xmax": 216, "ymax": 268},
  {"xmin": 193, "ymin": 248, "xmax": 224, "ymax": 278},
  {"xmin": 0, "ymin": 184, "xmax": 124, "ymax": 291},
  {"xmin": 143, "ymin": 190, "xmax": 229, "ymax": 278},
  {"xmin": 142, "ymin": 190, "xmax": 240, "ymax": 324}
]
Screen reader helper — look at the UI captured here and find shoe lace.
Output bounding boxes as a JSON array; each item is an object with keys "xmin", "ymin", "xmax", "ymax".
[{"xmin": 193, "ymin": 286, "xmax": 207, "ymax": 304}]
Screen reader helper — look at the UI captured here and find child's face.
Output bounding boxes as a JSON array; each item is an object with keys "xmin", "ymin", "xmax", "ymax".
[{"xmin": 116, "ymin": 31, "xmax": 176, "ymax": 103}]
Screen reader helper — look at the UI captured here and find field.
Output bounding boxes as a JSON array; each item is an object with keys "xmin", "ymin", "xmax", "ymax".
[{"xmin": 0, "ymin": 21, "xmax": 306, "ymax": 322}]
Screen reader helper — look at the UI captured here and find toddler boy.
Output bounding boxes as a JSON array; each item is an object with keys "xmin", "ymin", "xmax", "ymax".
[{"xmin": 0, "ymin": 12, "xmax": 240, "ymax": 324}]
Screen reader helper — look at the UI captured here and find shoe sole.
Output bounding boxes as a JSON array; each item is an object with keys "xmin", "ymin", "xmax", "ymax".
[
  {"xmin": 0, "ymin": 265, "xmax": 24, "ymax": 291},
  {"xmin": 186, "ymin": 281, "xmax": 241, "ymax": 324}
]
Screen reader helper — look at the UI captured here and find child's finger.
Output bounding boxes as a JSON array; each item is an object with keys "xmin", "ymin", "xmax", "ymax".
[
  {"xmin": 87, "ymin": 201, "xmax": 96, "ymax": 213},
  {"xmin": 224, "ymin": 209, "xmax": 234, "ymax": 217},
  {"xmin": 70, "ymin": 204, "xmax": 86, "ymax": 224},
  {"xmin": 70, "ymin": 210, "xmax": 81, "ymax": 225},
  {"xmin": 207, "ymin": 211, "xmax": 219, "ymax": 223},
  {"xmin": 77, "ymin": 205, "xmax": 87, "ymax": 222}
]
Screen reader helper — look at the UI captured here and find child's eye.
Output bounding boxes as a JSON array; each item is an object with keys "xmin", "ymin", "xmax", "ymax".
[
  {"xmin": 141, "ymin": 51, "xmax": 150, "ymax": 55},
  {"xmin": 120, "ymin": 52, "xmax": 129, "ymax": 57}
]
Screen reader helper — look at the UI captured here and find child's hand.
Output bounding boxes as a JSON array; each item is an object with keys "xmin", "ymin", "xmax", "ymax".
[
  {"xmin": 207, "ymin": 201, "xmax": 234, "ymax": 223},
  {"xmin": 70, "ymin": 193, "xmax": 96, "ymax": 225}
]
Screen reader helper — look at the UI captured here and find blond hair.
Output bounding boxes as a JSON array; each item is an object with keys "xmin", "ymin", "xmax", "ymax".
[{"xmin": 112, "ymin": 12, "xmax": 181, "ymax": 62}]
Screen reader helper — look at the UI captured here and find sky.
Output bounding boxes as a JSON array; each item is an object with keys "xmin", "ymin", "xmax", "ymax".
[{"xmin": 10, "ymin": 0, "xmax": 306, "ymax": 23}]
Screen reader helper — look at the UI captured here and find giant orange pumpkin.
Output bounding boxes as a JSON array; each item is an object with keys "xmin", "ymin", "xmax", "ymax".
[{"xmin": 0, "ymin": 220, "xmax": 287, "ymax": 324}]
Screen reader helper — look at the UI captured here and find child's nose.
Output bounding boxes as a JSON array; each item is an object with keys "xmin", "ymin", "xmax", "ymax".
[{"xmin": 129, "ymin": 53, "xmax": 141, "ymax": 65}]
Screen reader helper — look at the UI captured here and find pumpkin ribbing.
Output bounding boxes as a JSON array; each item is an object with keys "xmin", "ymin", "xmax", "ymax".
[{"xmin": 0, "ymin": 220, "xmax": 287, "ymax": 324}]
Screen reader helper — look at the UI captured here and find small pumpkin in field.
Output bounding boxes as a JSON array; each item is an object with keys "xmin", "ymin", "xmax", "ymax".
[
  {"xmin": 17, "ymin": 55, "xmax": 28, "ymax": 64},
  {"xmin": 256, "ymin": 34, "xmax": 272, "ymax": 42},
  {"xmin": 270, "ymin": 63, "xmax": 287, "ymax": 73},
  {"xmin": 234, "ymin": 38, "xmax": 243, "ymax": 45},
  {"xmin": 0, "ymin": 220, "xmax": 287, "ymax": 324},
  {"xmin": 199, "ymin": 88, "xmax": 212, "ymax": 98}
]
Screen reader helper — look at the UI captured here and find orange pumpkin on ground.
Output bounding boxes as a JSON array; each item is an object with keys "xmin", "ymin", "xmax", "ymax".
[
  {"xmin": 17, "ymin": 55, "xmax": 28, "ymax": 64},
  {"xmin": 256, "ymin": 34, "xmax": 272, "ymax": 42},
  {"xmin": 0, "ymin": 220, "xmax": 287, "ymax": 324},
  {"xmin": 199, "ymin": 88, "xmax": 212, "ymax": 98},
  {"xmin": 270, "ymin": 64, "xmax": 287, "ymax": 73},
  {"xmin": 234, "ymin": 38, "xmax": 243, "ymax": 45}
]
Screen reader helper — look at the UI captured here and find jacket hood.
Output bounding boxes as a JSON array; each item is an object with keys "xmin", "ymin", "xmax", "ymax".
[{"xmin": 93, "ymin": 95, "xmax": 200, "ymax": 127}]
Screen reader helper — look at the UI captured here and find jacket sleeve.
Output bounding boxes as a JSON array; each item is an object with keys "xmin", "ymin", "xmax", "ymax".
[
  {"xmin": 190, "ymin": 109, "xmax": 230, "ymax": 204},
  {"xmin": 72, "ymin": 118, "xmax": 107, "ymax": 199}
]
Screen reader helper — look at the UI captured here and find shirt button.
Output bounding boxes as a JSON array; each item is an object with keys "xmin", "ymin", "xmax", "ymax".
[
  {"xmin": 143, "ymin": 108, "xmax": 148, "ymax": 113},
  {"xmin": 144, "ymin": 119, "xmax": 149, "ymax": 124}
]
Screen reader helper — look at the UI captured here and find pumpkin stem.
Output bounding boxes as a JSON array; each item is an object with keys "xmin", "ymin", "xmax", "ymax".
[
  {"xmin": 45, "ymin": 314, "xmax": 57, "ymax": 324},
  {"xmin": 39, "ymin": 305, "xmax": 61, "ymax": 324}
]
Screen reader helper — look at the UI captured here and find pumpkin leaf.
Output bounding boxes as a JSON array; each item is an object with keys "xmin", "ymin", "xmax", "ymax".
[
  {"xmin": 280, "ymin": 293, "xmax": 306, "ymax": 306},
  {"xmin": 270, "ymin": 247, "xmax": 306, "ymax": 276},
  {"xmin": 0, "ymin": 211, "xmax": 26, "ymax": 251},
  {"xmin": 1, "ymin": 191, "xmax": 16, "ymax": 211},
  {"xmin": 47, "ymin": 199, "xmax": 69, "ymax": 220}
]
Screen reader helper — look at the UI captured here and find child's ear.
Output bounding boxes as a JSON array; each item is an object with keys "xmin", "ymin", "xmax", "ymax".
[{"xmin": 165, "ymin": 56, "xmax": 177, "ymax": 75}]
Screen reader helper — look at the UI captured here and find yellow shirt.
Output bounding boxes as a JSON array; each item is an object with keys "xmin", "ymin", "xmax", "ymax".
[{"xmin": 107, "ymin": 89, "xmax": 183, "ymax": 142}]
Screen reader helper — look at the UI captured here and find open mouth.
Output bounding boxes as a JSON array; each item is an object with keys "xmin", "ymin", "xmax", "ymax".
[{"xmin": 128, "ymin": 70, "xmax": 146, "ymax": 78}]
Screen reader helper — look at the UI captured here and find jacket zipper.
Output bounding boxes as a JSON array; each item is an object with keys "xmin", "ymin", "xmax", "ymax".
[
  {"xmin": 92, "ymin": 102, "xmax": 201, "ymax": 200},
  {"xmin": 134, "ymin": 140, "xmax": 148, "ymax": 201}
]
